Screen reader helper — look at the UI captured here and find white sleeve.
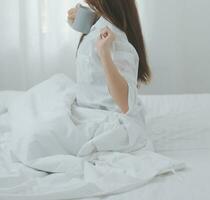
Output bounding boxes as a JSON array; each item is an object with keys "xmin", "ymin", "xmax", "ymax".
[{"xmin": 110, "ymin": 37, "xmax": 139, "ymax": 115}]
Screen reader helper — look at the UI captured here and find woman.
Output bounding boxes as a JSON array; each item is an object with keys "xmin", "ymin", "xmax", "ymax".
[
  {"xmin": 68, "ymin": 0, "xmax": 151, "ymax": 115},
  {"xmin": 65, "ymin": 0, "xmax": 152, "ymax": 155},
  {"xmin": 4, "ymin": 0, "xmax": 152, "ymax": 163}
]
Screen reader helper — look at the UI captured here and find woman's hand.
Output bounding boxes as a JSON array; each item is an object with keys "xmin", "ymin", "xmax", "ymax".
[
  {"xmin": 67, "ymin": 4, "xmax": 80, "ymax": 25},
  {"xmin": 96, "ymin": 26, "xmax": 116, "ymax": 59}
]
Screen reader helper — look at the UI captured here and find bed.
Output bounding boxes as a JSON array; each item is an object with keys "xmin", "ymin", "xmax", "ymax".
[
  {"xmin": 0, "ymin": 91, "xmax": 210, "ymax": 200},
  {"xmin": 102, "ymin": 94, "xmax": 210, "ymax": 200}
]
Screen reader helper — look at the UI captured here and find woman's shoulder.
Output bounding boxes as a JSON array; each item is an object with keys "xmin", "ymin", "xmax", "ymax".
[
  {"xmin": 92, "ymin": 16, "xmax": 126, "ymax": 37},
  {"xmin": 113, "ymin": 35, "xmax": 139, "ymax": 64},
  {"xmin": 91, "ymin": 16, "xmax": 139, "ymax": 60}
]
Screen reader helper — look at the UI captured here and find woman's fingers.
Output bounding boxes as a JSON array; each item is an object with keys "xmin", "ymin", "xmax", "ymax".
[
  {"xmin": 98, "ymin": 26, "xmax": 115, "ymax": 43},
  {"xmin": 68, "ymin": 8, "xmax": 75, "ymax": 16},
  {"xmin": 68, "ymin": 13, "xmax": 75, "ymax": 20},
  {"xmin": 67, "ymin": 4, "xmax": 80, "ymax": 21},
  {"xmin": 100, "ymin": 30, "xmax": 108, "ymax": 38},
  {"xmin": 69, "ymin": 10, "xmax": 76, "ymax": 17},
  {"xmin": 101, "ymin": 26, "xmax": 112, "ymax": 34},
  {"xmin": 100, "ymin": 26, "xmax": 112, "ymax": 39},
  {"xmin": 100, "ymin": 32, "xmax": 107, "ymax": 39}
]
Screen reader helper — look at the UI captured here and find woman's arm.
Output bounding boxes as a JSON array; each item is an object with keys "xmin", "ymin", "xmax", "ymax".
[
  {"xmin": 101, "ymin": 52, "xmax": 129, "ymax": 113},
  {"xmin": 96, "ymin": 26, "xmax": 129, "ymax": 113}
]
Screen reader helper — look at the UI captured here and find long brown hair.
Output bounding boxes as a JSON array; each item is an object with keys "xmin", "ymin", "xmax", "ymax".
[{"xmin": 78, "ymin": 0, "xmax": 151, "ymax": 84}]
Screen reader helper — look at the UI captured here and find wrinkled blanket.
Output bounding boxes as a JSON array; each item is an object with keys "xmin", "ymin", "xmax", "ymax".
[{"xmin": 0, "ymin": 74, "xmax": 185, "ymax": 200}]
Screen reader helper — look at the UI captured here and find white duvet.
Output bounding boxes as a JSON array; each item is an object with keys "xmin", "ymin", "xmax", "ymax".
[{"xmin": 0, "ymin": 74, "xmax": 185, "ymax": 200}]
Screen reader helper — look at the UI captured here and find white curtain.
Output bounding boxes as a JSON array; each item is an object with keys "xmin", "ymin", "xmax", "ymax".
[{"xmin": 0, "ymin": 0, "xmax": 80, "ymax": 90}]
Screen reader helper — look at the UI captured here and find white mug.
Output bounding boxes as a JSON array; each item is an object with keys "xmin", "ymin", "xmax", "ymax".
[{"xmin": 70, "ymin": 4, "xmax": 97, "ymax": 34}]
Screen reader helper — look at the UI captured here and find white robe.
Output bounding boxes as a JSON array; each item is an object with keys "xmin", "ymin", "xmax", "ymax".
[
  {"xmin": 76, "ymin": 16, "xmax": 142, "ymax": 117},
  {"xmin": 72, "ymin": 16, "xmax": 149, "ymax": 156},
  {"xmin": 0, "ymin": 16, "xmax": 185, "ymax": 200}
]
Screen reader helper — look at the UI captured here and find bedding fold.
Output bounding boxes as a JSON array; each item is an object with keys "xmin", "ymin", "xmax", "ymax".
[{"xmin": 0, "ymin": 74, "xmax": 186, "ymax": 200}]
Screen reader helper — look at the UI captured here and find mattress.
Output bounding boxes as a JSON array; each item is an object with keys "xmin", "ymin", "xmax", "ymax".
[
  {"xmin": 102, "ymin": 94, "xmax": 210, "ymax": 200},
  {"xmin": 0, "ymin": 91, "xmax": 210, "ymax": 200}
]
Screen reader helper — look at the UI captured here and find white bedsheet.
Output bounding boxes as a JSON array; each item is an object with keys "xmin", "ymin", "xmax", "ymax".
[
  {"xmin": 103, "ymin": 100, "xmax": 210, "ymax": 200},
  {"xmin": 0, "ymin": 80, "xmax": 209, "ymax": 200}
]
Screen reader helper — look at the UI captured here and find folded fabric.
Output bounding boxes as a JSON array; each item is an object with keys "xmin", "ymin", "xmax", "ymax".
[{"xmin": 0, "ymin": 74, "xmax": 186, "ymax": 200}]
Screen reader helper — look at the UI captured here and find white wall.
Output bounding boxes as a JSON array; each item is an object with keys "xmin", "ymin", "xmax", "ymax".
[
  {"xmin": 0, "ymin": 0, "xmax": 210, "ymax": 94},
  {"xmin": 138, "ymin": 0, "xmax": 210, "ymax": 94}
]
